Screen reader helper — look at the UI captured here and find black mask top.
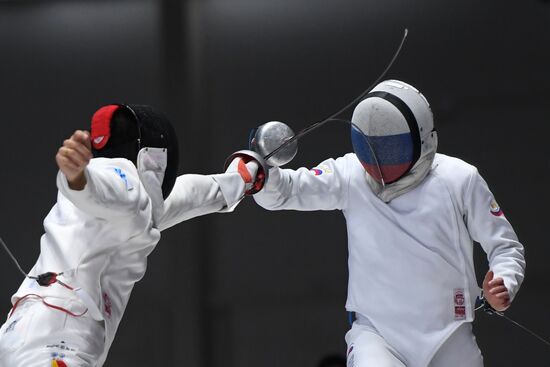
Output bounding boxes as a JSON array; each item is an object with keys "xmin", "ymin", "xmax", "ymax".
[{"xmin": 90, "ymin": 104, "xmax": 179, "ymax": 199}]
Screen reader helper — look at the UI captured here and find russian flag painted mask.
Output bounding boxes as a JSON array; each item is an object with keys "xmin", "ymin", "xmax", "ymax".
[{"xmin": 351, "ymin": 80, "xmax": 434, "ymax": 186}]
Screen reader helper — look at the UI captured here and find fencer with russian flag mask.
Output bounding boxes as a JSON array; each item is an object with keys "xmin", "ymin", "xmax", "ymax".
[
  {"xmin": 253, "ymin": 80, "xmax": 525, "ymax": 367},
  {"xmin": 0, "ymin": 104, "xmax": 265, "ymax": 367}
]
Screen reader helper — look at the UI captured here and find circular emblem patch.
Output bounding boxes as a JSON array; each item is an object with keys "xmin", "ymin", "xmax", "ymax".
[{"xmin": 490, "ymin": 199, "xmax": 504, "ymax": 217}]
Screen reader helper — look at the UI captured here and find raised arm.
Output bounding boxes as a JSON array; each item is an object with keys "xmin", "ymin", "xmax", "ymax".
[
  {"xmin": 157, "ymin": 153, "xmax": 261, "ymax": 231},
  {"xmin": 55, "ymin": 130, "xmax": 93, "ymax": 191},
  {"xmin": 56, "ymin": 130, "xmax": 146, "ymax": 219},
  {"xmin": 253, "ymin": 155, "xmax": 351, "ymax": 211}
]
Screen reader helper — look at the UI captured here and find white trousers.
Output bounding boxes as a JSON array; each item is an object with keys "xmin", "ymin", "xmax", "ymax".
[
  {"xmin": 0, "ymin": 297, "xmax": 105, "ymax": 367},
  {"xmin": 345, "ymin": 320, "xmax": 483, "ymax": 367}
]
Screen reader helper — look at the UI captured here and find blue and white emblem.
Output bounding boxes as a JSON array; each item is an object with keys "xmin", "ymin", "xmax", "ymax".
[{"xmin": 114, "ymin": 168, "xmax": 134, "ymax": 191}]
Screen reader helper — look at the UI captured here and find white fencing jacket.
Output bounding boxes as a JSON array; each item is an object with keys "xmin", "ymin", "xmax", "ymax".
[
  {"xmin": 254, "ymin": 152, "xmax": 525, "ymax": 367},
  {"xmin": 11, "ymin": 157, "xmax": 248, "ymax": 366}
]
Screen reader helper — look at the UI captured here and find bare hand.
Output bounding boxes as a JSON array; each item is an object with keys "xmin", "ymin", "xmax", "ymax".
[
  {"xmin": 56, "ymin": 130, "xmax": 93, "ymax": 190},
  {"xmin": 482, "ymin": 270, "xmax": 511, "ymax": 311}
]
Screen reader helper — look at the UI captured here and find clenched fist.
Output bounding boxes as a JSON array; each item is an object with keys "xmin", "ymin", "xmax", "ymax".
[
  {"xmin": 55, "ymin": 130, "xmax": 93, "ymax": 190},
  {"xmin": 482, "ymin": 270, "xmax": 511, "ymax": 312}
]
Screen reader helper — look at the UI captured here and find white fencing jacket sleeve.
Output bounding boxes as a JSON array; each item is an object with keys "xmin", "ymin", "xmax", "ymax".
[
  {"xmin": 57, "ymin": 158, "xmax": 251, "ymax": 231},
  {"xmin": 253, "ymin": 156, "xmax": 350, "ymax": 211},
  {"xmin": 56, "ymin": 158, "xmax": 146, "ymax": 220},
  {"xmin": 463, "ymin": 168, "xmax": 526, "ymax": 301},
  {"xmin": 158, "ymin": 170, "xmax": 255, "ymax": 231}
]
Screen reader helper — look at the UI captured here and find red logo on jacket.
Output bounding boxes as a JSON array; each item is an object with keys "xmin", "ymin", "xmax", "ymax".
[{"xmin": 454, "ymin": 288, "xmax": 466, "ymax": 320}]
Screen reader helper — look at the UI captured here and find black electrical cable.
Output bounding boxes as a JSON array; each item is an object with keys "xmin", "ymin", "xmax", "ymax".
[{"xmin": 0, "ymin": 236, "xmax": 67, "ymax": 287}]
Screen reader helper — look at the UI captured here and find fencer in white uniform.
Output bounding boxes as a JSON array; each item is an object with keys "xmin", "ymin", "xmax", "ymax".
[
  {"xmin": 253, "ymin": 80, "xmax": 525, "ymax": 367},
  {"xmin": 0, "ymin": 104, "xmax": 263, "ymax": 367}
]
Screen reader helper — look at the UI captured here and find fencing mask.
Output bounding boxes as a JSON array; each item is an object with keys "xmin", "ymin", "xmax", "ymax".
[
  {"xmin": 90, "ymin": 104, "xmax": 179, "ymax": 199},
  {"xmin": 351, "ymin": 80, "xmax": 438, "ymax": 202}
]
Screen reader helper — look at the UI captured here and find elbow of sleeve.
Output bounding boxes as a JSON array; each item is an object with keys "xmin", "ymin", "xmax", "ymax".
[{"xmin": 252, "ymin": 193, "xmax": 282, "ymax": 210}]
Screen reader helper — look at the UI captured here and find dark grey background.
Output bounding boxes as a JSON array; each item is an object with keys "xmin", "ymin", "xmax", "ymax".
[{"xmin": 0, "ymin": 0, "xmax": 548, "ymax": 366}]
